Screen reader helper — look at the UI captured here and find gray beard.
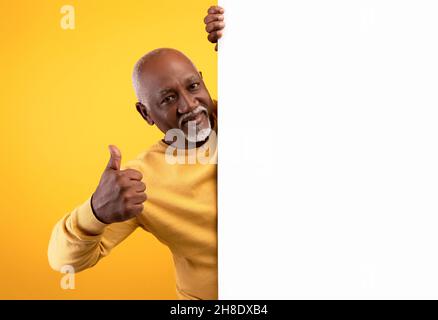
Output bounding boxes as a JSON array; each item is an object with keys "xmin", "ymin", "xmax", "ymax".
[{"xmin": 185, "ymin": 116, "xmax": 212, "ymax": 143}]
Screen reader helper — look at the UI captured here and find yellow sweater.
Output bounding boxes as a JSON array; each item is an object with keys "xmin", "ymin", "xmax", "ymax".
[{"xmin": 48, "ymin": 121, "xmax": 218, "ymax": 300}]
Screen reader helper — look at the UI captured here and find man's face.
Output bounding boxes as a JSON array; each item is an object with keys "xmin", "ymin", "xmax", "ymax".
[{"xmin": 137, "ymin": 51, "xmax": 215, "ymax": 142}]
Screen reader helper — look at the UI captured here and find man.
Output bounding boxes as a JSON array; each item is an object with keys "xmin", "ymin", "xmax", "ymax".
[{"xmin": 48, "ymin": 5, "xmax": 225, "ymax": 300}]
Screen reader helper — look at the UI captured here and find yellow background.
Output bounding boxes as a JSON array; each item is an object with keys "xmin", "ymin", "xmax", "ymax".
[{"xmin": 0, "ymin": 0, "xmax": 217, "ymax": 299}]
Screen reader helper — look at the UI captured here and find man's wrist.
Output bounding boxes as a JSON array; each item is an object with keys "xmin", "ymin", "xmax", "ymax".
[{"xmin": 90, "ymin": 193, "xmax": 109, "ymax": 225}]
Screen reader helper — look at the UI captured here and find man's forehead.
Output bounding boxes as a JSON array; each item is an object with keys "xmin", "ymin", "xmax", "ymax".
[
  {"xmin": 155, "ymin": 75, "xmax": 199, "ymax": 98},
  {"xmin": 139, "ymin": 59, "xmax": 200, "ymax": 91},
  {"xmin": 133, "ymin": 49, "xmax": 202, "ymax": 102}
]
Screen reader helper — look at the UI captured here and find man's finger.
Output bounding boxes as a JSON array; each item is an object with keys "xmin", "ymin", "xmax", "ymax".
[
  {"xmin": 133, "ymin": 181, "xmax": 147, "ymax": 193},
  {"xmin": 208, "ymin": 6, "xmax": 224, "ymax": 14},
  {"xmin": 126, "ymin": 203, "xmax": 144, "ymax": 216},
  {"xmin": 208, "ymin": 30, "xmax": 223, "ymax": 44},
  {"xmin": 130, "ymin": 192, "xmax": 147, "ymax": 205},
  {"xmin": 122, "ymin": 168, "xmax": 143, "ymax": 181},
  {"xmin": 204, "ymin": 13, "xmax": 224, "ymax": 25},
  {"xmin": 107, "ymin": 145, "xmax": 121, "ymax": 171},
  {"xmin": 206, "ymin": 21, "xmax": 225, "ymax": 33}
]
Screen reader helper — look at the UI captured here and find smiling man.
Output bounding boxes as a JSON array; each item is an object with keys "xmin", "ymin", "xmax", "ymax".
[
  {"xmin": 133, "ymin": 48, "xmax": 216, "ymax": 147},
  {"xmin": 48, "ymin": 5, "xmax": 225, "ymax": 300}
]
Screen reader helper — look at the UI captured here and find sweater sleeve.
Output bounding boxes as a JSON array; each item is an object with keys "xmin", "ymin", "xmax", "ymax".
[{"xmin": 47, "ymin": 198, "xmax": 139, "ymax": 273}]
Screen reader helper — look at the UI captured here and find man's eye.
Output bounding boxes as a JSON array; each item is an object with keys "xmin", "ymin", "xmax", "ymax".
[
  {"xmin": 162, "ymin": 95, "xmax": 175, "ymax": 104},
  {"xmin": 189, "ymin": 83, "xmax": 200, "ymax": 90}
]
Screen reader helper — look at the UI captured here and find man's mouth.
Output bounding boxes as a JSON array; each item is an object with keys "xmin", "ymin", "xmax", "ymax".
[{"xmin": 181, "ymin": 111, "xmax": 207, "ymax": 128}]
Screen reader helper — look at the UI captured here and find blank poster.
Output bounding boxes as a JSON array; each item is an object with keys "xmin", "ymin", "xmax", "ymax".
[{"xmin": 218, "ymin": 0, "xmax": 438, "ymax": 299}]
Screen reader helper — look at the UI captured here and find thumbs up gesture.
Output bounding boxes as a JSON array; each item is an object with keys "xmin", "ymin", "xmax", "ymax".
[{"xmin": 91, "ymin": 145, "xmax": 147, "ymax": 224}]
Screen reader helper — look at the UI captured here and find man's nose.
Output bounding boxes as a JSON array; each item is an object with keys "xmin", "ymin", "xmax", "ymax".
[{"xmin": 178, "ymin": 91, "xmax": 198, "ymax": 114}]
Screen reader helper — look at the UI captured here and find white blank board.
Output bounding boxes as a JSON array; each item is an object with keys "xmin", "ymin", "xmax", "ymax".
[{"xmin": 218, "ymin": 0, "xmax": 438, "ymax": 299}]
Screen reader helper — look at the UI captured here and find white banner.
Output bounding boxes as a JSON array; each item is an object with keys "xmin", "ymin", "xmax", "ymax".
[{"xmin": 218, "ymin": 0, "xmax": 438, "ymax": 299}]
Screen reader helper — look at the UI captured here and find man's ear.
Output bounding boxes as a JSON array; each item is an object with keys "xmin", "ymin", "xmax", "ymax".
[{"xmin": 136, "ymin": 102, "xmax": 154, "ymax": 126}]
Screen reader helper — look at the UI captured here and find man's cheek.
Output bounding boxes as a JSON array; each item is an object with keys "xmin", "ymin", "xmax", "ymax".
[{"xmin": 165, "ymin": 114, "xmax": 178, "ymax": 128}]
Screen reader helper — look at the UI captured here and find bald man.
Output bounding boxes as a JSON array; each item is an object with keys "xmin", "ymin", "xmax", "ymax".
[{"xmin": 48, "ymin": 6, "xmax": 225, "ymax": 300}]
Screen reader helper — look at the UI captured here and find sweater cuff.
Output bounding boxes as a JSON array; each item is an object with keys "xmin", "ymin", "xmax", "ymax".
[{"xmin": 76, "ymin": 198, "xmax": 108, "ymax": 235}]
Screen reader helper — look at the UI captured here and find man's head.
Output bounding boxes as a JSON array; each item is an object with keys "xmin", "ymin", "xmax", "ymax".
[{"xmin": 132, "ymin": 48, "xmax": 215, "ymax": 143}]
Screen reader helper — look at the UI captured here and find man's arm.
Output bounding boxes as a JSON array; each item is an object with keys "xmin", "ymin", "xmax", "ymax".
[
  {"xmin": 48, "ymin": 146, "xmax": 147, "ymax": 272},
  {"xmin": 48, "ymin": 198, "xmax": 139, "ymax": 272},
  {"xmin": 204, "ymin": 5, "xmax": 225, "ymax": 51}
]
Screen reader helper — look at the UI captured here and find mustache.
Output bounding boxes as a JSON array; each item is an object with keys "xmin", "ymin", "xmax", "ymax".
[{"xmin": 178, "ymin": 105, "xmax": 208, "ymax": 128}]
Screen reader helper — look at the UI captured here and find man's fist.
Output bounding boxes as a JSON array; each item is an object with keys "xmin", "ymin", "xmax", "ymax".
[
  {"xmin": 91, "ymin": 145, "xmax": 147, "ymax": 224},
  {"xmin": 204, "ymin": 5, "xmax": 225, "ymax": 51}
]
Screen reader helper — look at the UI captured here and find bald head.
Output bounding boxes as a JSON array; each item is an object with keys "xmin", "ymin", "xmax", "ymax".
[{"xmin": 132, "ymin": 48, "xmax": 198, "ymax": 104}]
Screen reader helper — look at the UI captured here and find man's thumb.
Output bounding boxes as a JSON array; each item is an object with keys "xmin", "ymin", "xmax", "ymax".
[{"xmin": 107, "ymin": 145, "xmax": 121, "ymax": 170}]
